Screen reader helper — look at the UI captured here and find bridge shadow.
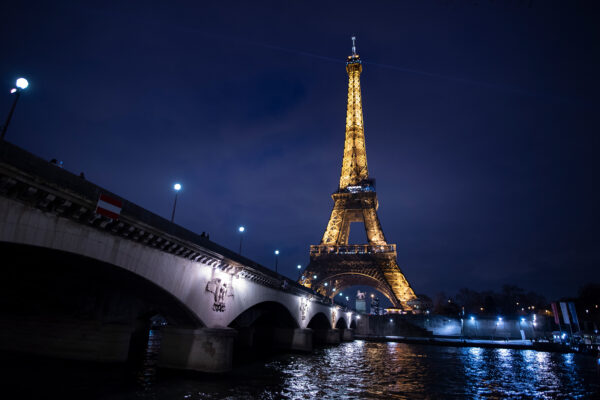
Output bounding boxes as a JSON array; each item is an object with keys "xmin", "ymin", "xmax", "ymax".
[
  {"xmin": 228, "ymin": 301, "xmax": 299, "ymax": 365},
  {"xmin": 307, "ymin": 312, "xmax": 333, "ymax": 345},
  {"xmin": 336, "ymin": 317, "xmax": 348, "ymax": 341},
  {"xmin": 0, "ymin": 242, "xmax": 202, "ymax": 369}
]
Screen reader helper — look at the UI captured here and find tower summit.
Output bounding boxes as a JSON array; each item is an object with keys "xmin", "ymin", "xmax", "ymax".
[
  {"xmin": 340, "ymin": 36, "xmax": 368, "ymax": 190},
  {"xmin": 301, "ymin": 38, "xmax": 416, "ymax": 309}
]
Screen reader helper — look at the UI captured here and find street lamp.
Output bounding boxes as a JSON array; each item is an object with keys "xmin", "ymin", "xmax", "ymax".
[
  {"xmin": 238, "ymin": 226, "xmax": 245, "ymax": 255},
  {"xmin": 274, "ymin": 250, "xmax": 279, "ymax": 273},
  {"xmin": 170, "ymin": 183, "xmax": 181, "ymax": 223},
  {"xmin": 2, "ymin": 77, "xmax": 29, "ymax": 140}
]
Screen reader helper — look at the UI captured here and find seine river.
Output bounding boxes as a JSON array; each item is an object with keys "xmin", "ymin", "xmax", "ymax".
[{"xmin": 4, "ymin": 342, "xmax": 600, "ymax": 399}]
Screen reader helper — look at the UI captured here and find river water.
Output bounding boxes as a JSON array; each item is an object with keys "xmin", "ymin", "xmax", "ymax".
[{"xmin": 4, "ymin": 341, "xmax": 600, "ymax": 399}]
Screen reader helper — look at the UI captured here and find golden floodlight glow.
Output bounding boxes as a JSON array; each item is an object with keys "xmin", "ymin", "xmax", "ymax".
[{"xmin": 300, "ymin": 38, "xmax": 416, "ymax": 309}]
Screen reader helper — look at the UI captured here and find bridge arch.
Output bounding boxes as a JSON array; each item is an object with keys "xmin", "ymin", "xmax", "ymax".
[
  {"xmin": 335, "ymin": 317, "xmax": 348, "ymax": 330},
  {"xmin": 322, "ymin": 272, "xmax": 397, "ymax": 306},
  {"xmin": 0, "ymin": 241, "xmax": 205, "ymax": 327},
  {"xmin": 228, "ymin": 301, "xmax": 299, "ymax": 330},
  {"xmin": 0, "ymin": 195, "xmax": 243, "ymax": 329},
  {"xmin": 228, "ymin": 301, "xmax": 300, "ymax": 360},
  {"xmin": 307, "ymin": 312, "xmax": 331, "ymax": 330}
]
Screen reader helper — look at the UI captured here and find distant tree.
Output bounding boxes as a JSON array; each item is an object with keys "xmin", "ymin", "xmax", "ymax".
[
  {"xmin": 433, "ymin": 291, "xmax": 460, "ymax": 316},
  {"xmin": 482, "ymin": 293, "xmax": 497, "ymax": 315},
  {"xmin": 454, "ymin": 288, "xmax": 482, "ymax": 314},
  {"xmin": 578, "ymin": 283, "xmax": 600, "ymax": 305},
  {"xmin": 417, "ymin": 294, "xmax": 432, "ymax": 303},
  {"xmin": 433, "ymin": 292, "xmax": 448, "ymax": 314},
  {"xmin": 577, "ymin": 283, "xmax": 600, "ymax": 321},
  {"xmin": 426, "ymin": 285, "xmax": 550, "ymax": 318},
  {"xmin": 523, "ymin": 291, "xmax": 547, "ymax": 310},
  {"xmin": 499, "ymin": 284, "xmax": 525, "ymax": 314}
]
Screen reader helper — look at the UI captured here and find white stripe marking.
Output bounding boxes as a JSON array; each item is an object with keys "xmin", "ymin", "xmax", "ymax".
[{"xmin": 97, "ymin": 200, "xmax": 121, "ymax": 215}]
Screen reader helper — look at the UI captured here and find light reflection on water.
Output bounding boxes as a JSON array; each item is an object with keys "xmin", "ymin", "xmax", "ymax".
[{"xmin": 134, "ymin": 342, "xmax": 600, "ymax": 400}]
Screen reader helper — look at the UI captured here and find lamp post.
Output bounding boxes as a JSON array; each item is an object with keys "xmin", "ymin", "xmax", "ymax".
[
  {"xmin": 274, "ymin": 250, "xmax": 280, "ymax": 273},
  {"xmin": 1, "ymin": 78, "xmax": 29, "ymax": 140},
  {"xmin": 171, "ymin": 183, "xmax": 181, "ymax": 223},
  {"xmin": 238, "ymin": 226, "xmax": 245, "ymax": 255}
]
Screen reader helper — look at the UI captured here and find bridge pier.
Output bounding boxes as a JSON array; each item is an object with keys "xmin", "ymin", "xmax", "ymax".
[
  {"xmin": 273, "ymin": 328, "xmax": 313, "ymax": 352},
  {"xmin": 313, "ymin": 328, "xmax": 341, "ymax": 345},
  {"xmin": 342, "ymin": 328, "xmax": 354, "ymax": 341},
  {"xmin": 158, "ymin": 327, "xmax": 236, "ymax": 373}
]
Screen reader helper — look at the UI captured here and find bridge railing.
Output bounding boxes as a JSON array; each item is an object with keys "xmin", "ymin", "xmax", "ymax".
[{"xmin": 310, "ymin": 244, "xmax": 396, "ymax": 256}]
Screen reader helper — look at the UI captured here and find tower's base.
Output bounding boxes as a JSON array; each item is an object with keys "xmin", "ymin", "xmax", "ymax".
[{"xmin": 301, "ymin": 249, "xmax": 415, "ymax": 309}]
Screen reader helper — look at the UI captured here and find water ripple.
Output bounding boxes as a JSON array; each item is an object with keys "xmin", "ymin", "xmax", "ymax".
[{"xmin": 128, "ymin": 342, "xmax": 600, "ymax": 399}]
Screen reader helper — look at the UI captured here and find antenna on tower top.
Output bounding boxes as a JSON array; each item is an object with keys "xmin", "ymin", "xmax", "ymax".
[{"xmin": 351, "ymin": 36, "xmax": 357, "ymax": 55}]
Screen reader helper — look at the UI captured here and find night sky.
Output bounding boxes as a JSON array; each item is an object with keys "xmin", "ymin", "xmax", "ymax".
[{"xmin": 1, "ymin": 1, "xmax": 598, "ymax": 301}]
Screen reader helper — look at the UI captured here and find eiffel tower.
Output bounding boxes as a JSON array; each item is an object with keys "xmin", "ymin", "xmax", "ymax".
[{"xmin": 301, "ymin": 38, "xmax": 416, "ymax": 310}]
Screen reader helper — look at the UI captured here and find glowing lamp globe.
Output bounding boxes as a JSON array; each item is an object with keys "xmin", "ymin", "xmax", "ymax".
[
  {"xmin": 238, "ymin": 226, "xmax": 245, "ymax": 233},
  {"xmin": 173, "ymin": 183, "xmax": 181, "ymax": 191},
  {"xmin": 16, "ymin": 78, "xmax": 29, "ymax": 90}
]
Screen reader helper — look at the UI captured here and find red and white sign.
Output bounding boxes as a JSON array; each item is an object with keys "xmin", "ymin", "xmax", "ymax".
[{"xmin": 96, "ymin": 194, "xmax": 122, "ymax": 220}]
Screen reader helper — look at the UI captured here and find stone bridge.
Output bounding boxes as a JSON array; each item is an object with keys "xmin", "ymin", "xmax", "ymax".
[{"xmin": 0, "ymin": 142, "xmax": 358, "ymax": 372}]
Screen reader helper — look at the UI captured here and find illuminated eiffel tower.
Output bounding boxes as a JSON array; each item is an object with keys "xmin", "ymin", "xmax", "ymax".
[{"xmin": 301, "ymin": 38, "xmax": 416, "ymax": 309}]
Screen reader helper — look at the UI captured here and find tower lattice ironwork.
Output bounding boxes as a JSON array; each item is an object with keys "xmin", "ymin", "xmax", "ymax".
[{"xmin": 301, "ymin": 38, "xmax": 416, "ymax": 309}]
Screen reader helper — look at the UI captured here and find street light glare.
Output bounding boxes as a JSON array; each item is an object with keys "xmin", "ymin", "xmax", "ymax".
[
  {"xmin": 173, "ymin": 183, "xmax": 182, "ymax": 191},
  {"xmin": 238, "ymin": 226, "xmax": 245, "ymax": 232},
  {"xmin": 16, "ymin": 78, "xmax": 28, "ymax": 89},
  {"xmin": 274, "ymin": 250, "xmax": 279, "ymax": 255},
  {"xmin": 297, "ymin": 264, "xmax": 301, "ymax": 269}
]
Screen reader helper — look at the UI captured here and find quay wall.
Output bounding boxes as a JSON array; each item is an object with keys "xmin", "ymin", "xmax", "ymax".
[{"xmin": 357, "ymin": 314, "xmax": 554, "ymax": 340}]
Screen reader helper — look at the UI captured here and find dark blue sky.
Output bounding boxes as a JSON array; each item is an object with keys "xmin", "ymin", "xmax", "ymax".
[{"xmin": 1, "ymin": 0, "xmax": 598, "ymax": 300}]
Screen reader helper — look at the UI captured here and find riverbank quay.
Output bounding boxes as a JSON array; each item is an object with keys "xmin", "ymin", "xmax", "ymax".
[{"xmin": 354, "ymin": 335, "xmax": 600, "ymax": 356}]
